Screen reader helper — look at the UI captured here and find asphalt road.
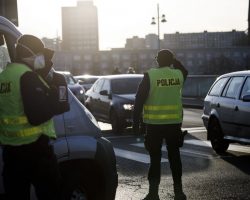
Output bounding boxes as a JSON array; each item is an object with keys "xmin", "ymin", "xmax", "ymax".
[{"xmin": 100, "ymin": 108, "xmax": 250, "ymax": 200}]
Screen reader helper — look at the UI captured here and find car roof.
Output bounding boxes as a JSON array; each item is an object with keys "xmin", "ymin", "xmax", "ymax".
[
  {"xmin": 74, "ymin": 74, "xmax": 101, "ymax": 79},
  {"xmin": 219, "ymin": 70, "xmax": 250, "ymax": 78},
  {"xmin": 56, "ymin": 71, "xmax": 72, "ymax": 76},
  {"xmin": 100, "ymin": 74, "xmax": 143, "ymax": 80}
]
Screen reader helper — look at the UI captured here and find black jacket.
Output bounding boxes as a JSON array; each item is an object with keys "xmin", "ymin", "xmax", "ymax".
[{"xmin": 20, "ymin": 71, "xmax": 69, "ymax": 126}]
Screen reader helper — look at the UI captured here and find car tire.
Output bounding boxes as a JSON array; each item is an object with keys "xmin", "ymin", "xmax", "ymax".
[
  {"xmin": 111, "ymin": 111, "xmax": 123, "ymax": 134},
  {"xmin": 208, "ymin": 118, "xmax": 229, "ymax": 154},
  {"xmin": 61, "ymin": 161, "xmax": 103, "ymax": 200}
]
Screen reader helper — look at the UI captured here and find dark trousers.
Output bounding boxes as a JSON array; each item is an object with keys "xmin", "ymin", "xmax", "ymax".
[
  {"xmin": 2, "ymin": 135, "xmax": 62, "ymax": 200},
  {"xmin": 144, "ymin": 124, "xmax": 183, "ymax": 187}
]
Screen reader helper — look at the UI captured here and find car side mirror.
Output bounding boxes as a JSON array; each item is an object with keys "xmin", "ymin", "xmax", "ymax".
[
  {"xmin": 242, "ymin": 94, "xmax": 250, "ymax": 102},
  {"xmin": 100, "ymin": 90, "xmax": 108, "ymax": 96},
  {"xmin": 78, "ymin": 80, "xmax": 84, "ymax": 85}
]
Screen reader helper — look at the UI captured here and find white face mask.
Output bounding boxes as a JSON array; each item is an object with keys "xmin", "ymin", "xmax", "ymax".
[
  {"xmin": 22, "ymin": 54, "xmax": 46, "ymax": 70},
  {"xmin": 33, "ymin": 54, "xmax": 45, "ymax": 70},
  {"xmin": 18, "ymin": 43, "xmax": 46, "ymax": 70}
]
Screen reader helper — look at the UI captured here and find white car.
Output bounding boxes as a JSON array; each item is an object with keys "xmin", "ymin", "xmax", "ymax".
[{"xmin": 202, "ymin": 70, "xmax": 250, "ymax": 154}]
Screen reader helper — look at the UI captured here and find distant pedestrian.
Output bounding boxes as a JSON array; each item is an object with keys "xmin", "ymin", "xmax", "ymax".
[
  {"xmin": 112, "ymin": 67, "xmax": 121, "ymax": 74},
  {"xmin": 133, "ymin": 49, "xmax": 188, "ymax": 200},
  {"xmin": 127, "ymin": 67, "xmax": 136, "ymax": 74}
]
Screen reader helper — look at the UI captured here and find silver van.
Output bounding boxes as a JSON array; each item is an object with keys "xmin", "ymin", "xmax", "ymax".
[
  {"xmin": 202, "ymin": 70, "xmax": 250, "ymax": 154},
  {"xmin": 0, "ymin": 16, "xmax": 118, "ymax": 200}
]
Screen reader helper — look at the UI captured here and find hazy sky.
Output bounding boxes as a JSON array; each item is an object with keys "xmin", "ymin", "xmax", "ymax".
[{"xmin": 17, "ymin": 0, "xmax": 249, "ymax": 50}]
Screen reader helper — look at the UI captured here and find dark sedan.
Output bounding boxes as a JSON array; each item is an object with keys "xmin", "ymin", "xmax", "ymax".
[
  {"xmin": 74, "ymin": 74, "xmax": 101, "ymax": 91},
  {"xmin": 85, "ymin": 74, "xmax": 143, "ymax": 133}
]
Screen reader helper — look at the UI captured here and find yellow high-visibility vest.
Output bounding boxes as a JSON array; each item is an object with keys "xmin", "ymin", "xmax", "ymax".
[
  {"xmin": 143, "ymin": 67, "xmax": 184, "ymax": 124},
  {"xmin": 0, "ymin": 63, "xmax": 56, "ymax": 146}
]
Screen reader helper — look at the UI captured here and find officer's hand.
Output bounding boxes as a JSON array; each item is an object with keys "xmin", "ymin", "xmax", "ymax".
[{"xmin": 179, "ymin": 130, "xmax": 188, "ymax": 147}]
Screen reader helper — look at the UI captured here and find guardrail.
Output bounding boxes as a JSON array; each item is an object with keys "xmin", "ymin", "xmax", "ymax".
[{"xmin": 182, "ymin": 75, "xmax": 218, "ymax": 108}]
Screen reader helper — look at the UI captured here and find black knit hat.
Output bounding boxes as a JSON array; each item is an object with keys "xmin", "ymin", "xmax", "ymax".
[
  {"xmin": 16, "ymin": 34, "xmax": 54, "ymax": 60},
  {"xmin": 156, "ymin": 49, "xmax": 174, "ymax": 65},
  {"xmin": 16, "ymin": 35, "xmax": 44, "ymax": 59}
]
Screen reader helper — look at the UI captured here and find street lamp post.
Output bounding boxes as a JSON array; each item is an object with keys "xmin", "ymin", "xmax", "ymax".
[{"xmin": 151, "ymin": 3, "xmax": 166, "ymax": 50}]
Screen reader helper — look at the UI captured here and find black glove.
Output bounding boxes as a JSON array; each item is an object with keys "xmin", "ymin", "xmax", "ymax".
[{"xmin": 179, "ymin": 130, "xmax": 188, "ymax": 147}]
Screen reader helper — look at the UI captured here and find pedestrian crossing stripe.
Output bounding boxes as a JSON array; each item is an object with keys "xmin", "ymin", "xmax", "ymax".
[
  {"xmin": 130, "ymin": 142, "xmax": 219, "ymax": 160},
  {"xmin": 182, "ymin": 127, "xmax": 207, "ymax": 133},
  {"xmin": 114, "ymin": 148, "xmax": 168, "ymax": 164},
  {"xmin": 185, "ymin": 139, "xmax": 250, "ymax": 154},
  {"xmin": 114, "ymin": 139, "xmax": 250, "ymax": 164},
  {"xmin": 106, "ymin": 127, "xmax": 207, "ymax": 140}
]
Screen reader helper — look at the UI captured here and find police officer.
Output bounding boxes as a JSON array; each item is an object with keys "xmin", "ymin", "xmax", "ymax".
[
  {"xmin": 133, "ymin": 49, "xmax": 188, "ymax": 200},
  {"xmin": 0, "ymin": 35, "xmax": 69, "ymax": 200},
  {"xmin": 127, "ymin": 67, "xmax": 136, "ymax": 74}
]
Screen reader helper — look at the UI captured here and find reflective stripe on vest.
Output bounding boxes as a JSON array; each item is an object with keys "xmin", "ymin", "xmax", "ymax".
[
  {"xmin": 144, "ymin": 105, "xmax": 179, "ymax": 111},
  {"xmin": 1, "ymin": 127, "xmax": 43, "ymax": 137},
  {"xmin": 0, "ymin": 116, "xmax": 28, "ymax": 125},
  {"xmin": 144, "ymin": 114, "xmax": 180, "ymax": 120},
  {"xmin": 143, "ymin": 104, "xmax": 181, "ymax": 121}
]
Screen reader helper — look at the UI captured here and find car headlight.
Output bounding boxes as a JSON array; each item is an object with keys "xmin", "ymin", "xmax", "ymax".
[
  {"xmin": 123, "ymin": 104, "xmax": 134, "ymax": 110},
  {"xmin": 79, "ymin": 90, "xmax": 84, "ymax": 94}
]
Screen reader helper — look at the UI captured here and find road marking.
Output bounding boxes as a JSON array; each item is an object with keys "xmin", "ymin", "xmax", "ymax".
[
  {"xmin": 129, "ymin": 139, "xmax": 210, "ymax": 149},
  {"xmin": 184, "ymin": 139, "xmax": 210, "ymax": 147},
  {"xmin": 105, "ymin": 135, "xmax": 135, "ymax": 139},
  {"xmin": 114, "ymin": 138, "xmax": 250, "ymax": 163},
  {"xmin": 182, "ymin": 127, "xmax": 207, "ymax": 133},
  {"xmin": 130, "ymin": 142, "xmax": 218, "ymax": 160},
  {"xmin": 185, "ymin": 139, "xmax": 250, "ymax": 154},
  {"xmin": 108, "ymin": 126, "xmax": 250, "ymax": 163},
  {"xmin": 131, "ymin": 139, "xmax": 250, "ymax": 159},
  {"xmin": 114, "ymin": 148, "xmax": 168, "ymax": 164},
  {"xmin": 105, "ymin": 127, "xmax": 207, "ymax": 139},
  {"xmin": 183, "ymin": 127, "xmax": 206, "ymax": 131},
  {"xmin": 131, "ymin": 143, "xmax": 219, "ymax": 159},
  {"xmin": 228, "ymin": 145, "xmax": 250, "ymax": 154}
]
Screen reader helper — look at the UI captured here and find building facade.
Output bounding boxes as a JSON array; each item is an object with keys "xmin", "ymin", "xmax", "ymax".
[
  {"xmin": 42, "ymin": 37, "xmax": 62, "ymax": 51},
  {"xmin": 54, "ymin": 25, "xmax": 250, "ymax": 76},
  {"xmin": 145, "ymin": 34, "xmax": 159, "ymax": 50},
  {"xmin": 53, "ymin": 46, "xmax": 250, "ymax": 76},
  {"xmin": 125, "ymin": 36, "xmax": 146, "ymax": 49},
  {"xmin": 162, "ymin": 30, "xmax": 247, "ymax": 49},
  {"xmin": 61, "ymin": 1, "xmax": 99, "ymax": 52}
]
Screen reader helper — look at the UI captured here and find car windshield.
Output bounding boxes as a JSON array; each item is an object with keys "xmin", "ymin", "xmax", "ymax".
[
  {"xmin": 111, "ymin": 77, "xmax": 142, "ymax": 94},
  {"xmin": 65, "ymin": 75, "xmax": 77, "ymax": 85}
]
